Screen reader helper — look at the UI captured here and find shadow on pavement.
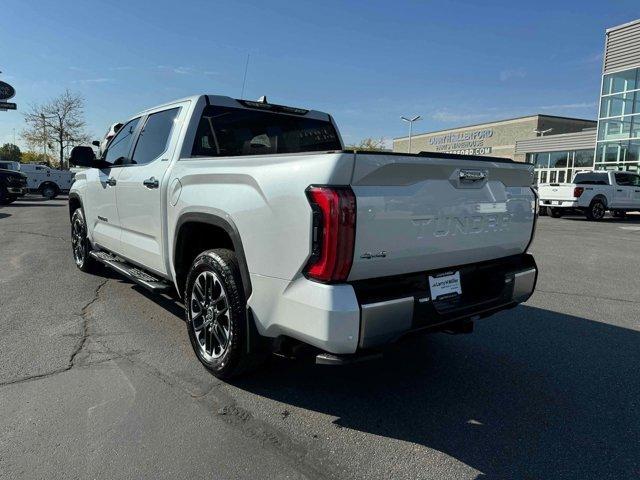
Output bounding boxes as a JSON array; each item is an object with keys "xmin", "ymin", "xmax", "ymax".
[
  {"xmin": 556, "ymin": 213, "xmax": 640, "ymax": 224},
  {"xmin": 0, "ymin": 212, "xmax": 11, "ymax": 220},
  {"xmin": 227, "ymin": 306, "xmax": 640, "ymax": 479}
]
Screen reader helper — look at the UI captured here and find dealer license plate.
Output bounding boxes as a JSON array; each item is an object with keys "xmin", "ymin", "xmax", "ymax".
[
  {"xmin": 428, "ymin": 271, "xmax": 462, "ymax": 300},
  {"xmin": 552, "ymin": 201, "xmax": 560, "ymax": 205}
]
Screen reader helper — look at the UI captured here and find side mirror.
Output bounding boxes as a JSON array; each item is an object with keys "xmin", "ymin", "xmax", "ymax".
[{"xmin": 69, "ymin": 146, "xmax": 96, "ymax": 168}]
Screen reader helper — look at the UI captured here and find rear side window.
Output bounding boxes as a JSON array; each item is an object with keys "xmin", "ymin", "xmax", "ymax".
[
  {"xmin": 131, "ymin": 108, "xmax": 180, "ymax": 165},
  {"xmin": 192, "ymin": 105, "xmax": 341, "ymax": 157},
  {"xmin": 573, "ymin": 173, "xmax": 609, "ymax": 185},
  {"xmin": 105, "ymin": 117, "xmax": 140, "ymax": 165}
]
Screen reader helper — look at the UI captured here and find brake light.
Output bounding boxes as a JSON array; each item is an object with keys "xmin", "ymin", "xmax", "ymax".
[
  {"xmin": 573, "ymin": 187, "xmax": 584, "ymax": 198},
  {"xmin": 305, "ymin": 186, "xmax": 356, "ymax": 282}
]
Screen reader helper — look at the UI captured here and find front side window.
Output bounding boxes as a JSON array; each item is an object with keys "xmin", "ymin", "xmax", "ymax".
[
  {"xmin": 615, "ymin": 172, "xmax": 632, "ymax": 186},
  {"xmin": 131, "ymin": 108, "xmax": 180, "ymax": 165},
  {"xmin": 105, "ymin": 117, "xmax": 140, "ymax": 165},
  {"xmin": 192, "ymin": 105, "xmax": 341, "ymax": 157}
]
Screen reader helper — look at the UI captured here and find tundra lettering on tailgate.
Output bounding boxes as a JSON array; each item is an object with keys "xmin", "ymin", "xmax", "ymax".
[{"xmin": 412, "ymin": 212, "xmax": 511, "ymax": 238}]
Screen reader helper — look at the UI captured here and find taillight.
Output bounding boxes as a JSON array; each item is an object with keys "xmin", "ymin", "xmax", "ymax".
[
  {"xmin": 573, "ymin": 187, "xmax": 584, "ymax": 198},
  {"xmin": 305, "ymin": 186, "xmax": 356, "ymax": 282}
]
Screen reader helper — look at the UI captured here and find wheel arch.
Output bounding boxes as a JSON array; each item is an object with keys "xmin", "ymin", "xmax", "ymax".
[
  {"xmin": 173, "ymin": 212, "xmax": 252, "ymax": 300},
  {"xmin": 68, "ymin": 192, "xmax": 83, "ymax": 220},
  {"xmin": 591, "ymin": 194, "xmax": 608, "ymax": 207}
]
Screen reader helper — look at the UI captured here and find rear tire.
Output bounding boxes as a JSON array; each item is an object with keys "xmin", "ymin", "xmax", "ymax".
[
  {"xmin": 549, "ymin": 207, "xmax": 563, "ymax": 218},
  {"xmin": 41, "ymin": 184, "xmax": 58, "ymax": 200},
  {"xmin": 612, "ymin": 209, "xmax": 627, "ymax": 219},
  {"xmin": 586, "ymin": 199, "xmax": 606, "ymax": 221},
  {"xmin": 71, "ymin": 208, "xmax": 100, "ymax": 272},
  {"xmin": 185, "ymin": 249, "xmax": 265, "ymax": 379}
]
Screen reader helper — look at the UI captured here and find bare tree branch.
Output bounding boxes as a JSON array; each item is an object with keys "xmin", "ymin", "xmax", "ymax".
[{"xmin": 21, "ymin": 90, "xmax": 90, "ymax": 169}]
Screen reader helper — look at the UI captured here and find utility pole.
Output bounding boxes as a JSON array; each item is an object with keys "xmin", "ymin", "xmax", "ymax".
[
  {"xmin": 401, "ymin": 115, "xmax": 422, "ymax": 153},
  {"xmin": 41, "ymin": 113, "xmax": 47, "ymax": 162}
]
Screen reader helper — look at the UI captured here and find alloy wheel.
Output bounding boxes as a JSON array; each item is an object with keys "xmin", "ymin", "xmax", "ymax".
[
  {"xmin": 71, "ymin": 214, "xmax": 86, "ymax": 267},
  {"xmin": 190, "ymin": 270, "xmax": 232, "ymax": 361}
]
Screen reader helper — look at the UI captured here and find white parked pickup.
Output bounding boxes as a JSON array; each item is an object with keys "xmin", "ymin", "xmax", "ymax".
[
  {"xmin": 68, "ymin": 94, "xmax": 538, "ymax": 378},
  {"xmin": 538, "ymin": 170, "xmax": 640, "ymax": 220}
]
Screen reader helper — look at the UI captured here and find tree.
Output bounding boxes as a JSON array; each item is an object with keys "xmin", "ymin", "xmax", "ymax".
[
  {"xmin": 22, "ymin": 90, "xmax": 90, "ymax": 170},
  {"xmin": 21, "ymin": 150, "xmax": 52, "ymax": 166},
  {"xmin": 348, "ymin": 137, "xmax": 389, "ymax": 151},
  {"xmin": 0, "ymin": 143, "xmax": 21, "ymax": 162}
]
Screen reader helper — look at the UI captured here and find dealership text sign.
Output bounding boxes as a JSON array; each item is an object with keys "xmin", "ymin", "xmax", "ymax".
[{"xmin": 429, "ymin": 128, "xmax": 493, "ymax": 154}]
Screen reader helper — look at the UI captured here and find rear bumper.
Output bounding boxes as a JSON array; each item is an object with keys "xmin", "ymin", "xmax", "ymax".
[
  {"xmin": 248, "ymin": 254, "xmax": 538, "ymax": 355},
  {"xmin": 355, "ymin": 254, "xmax": 537, "ymax": 349},
  {"xmin": 540, "ymin": 199, "xmax": 578, "ymax": 208}
]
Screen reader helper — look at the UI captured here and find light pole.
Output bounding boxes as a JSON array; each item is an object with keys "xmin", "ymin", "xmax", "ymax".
[
  {"xmin": 401, "ymin": 115, "xmax": 422, "ymax": 153},
  {"xmin": 534, "ymin": 128, "xmax": 553, "ymax": 137}
]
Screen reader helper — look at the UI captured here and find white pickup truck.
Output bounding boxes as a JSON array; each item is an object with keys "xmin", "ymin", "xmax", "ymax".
[
  {"xmin": 538, "ymin": 171, "xmax": 640, "ymax": 220},
  {"xmin": 0, "ymin": 161, "xmax": 75, "ymax": 199},
  {"xmin": 68, "ymin": 95, "xmax": 538, "ymax": 378},
  {"xmin": 19, "ymin": 163, "xmax": 75, "ymax": 199}
]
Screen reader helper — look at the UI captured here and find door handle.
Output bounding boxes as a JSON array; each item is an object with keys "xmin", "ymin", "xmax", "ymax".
[
  {"xmin": 143, "ymin": 177, "xmax": 159, "ymax": 189},
  {"xmin": 106, "ymin": 177, "xmax": 117, "ymax": 186},
  {"xmin": 616, "ymin": 189, "xmax": 623, "ymax": 192}
]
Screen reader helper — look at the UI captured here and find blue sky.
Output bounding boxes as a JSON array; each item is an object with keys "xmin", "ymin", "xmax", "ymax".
[{"xmin": 1, "ymin": 0, "xmax": 638, "ymax": 149}]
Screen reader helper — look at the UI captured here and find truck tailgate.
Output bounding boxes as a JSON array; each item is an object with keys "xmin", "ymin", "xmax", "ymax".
[
  {"xmin": 537, "ymin": 183, "xmax": 577, "ymax": 201},
  {"xmin": 348, "ymin": 153, "xmax": 536, "ymax": 281}
]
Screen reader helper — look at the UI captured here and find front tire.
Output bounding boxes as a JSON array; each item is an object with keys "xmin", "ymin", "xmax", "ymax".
[
  {"xmin": 586, "ymin": 199, "xmax": 606, "ymax": 221},
  {"xmin": 71, "ymin": 208, "xmax": 99, "ymax": 272},
  {"xmin": 185, "ymin": 249, "xmax": 263, "ymax": 379}
]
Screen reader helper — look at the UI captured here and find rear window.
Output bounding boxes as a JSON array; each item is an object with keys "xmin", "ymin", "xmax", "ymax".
[
  {"xmin": 573, "ymin": 172, "xmax": 609, "ymax": 185},
  {"xmin": 192, "ymin": 105, "xmax": 341, "ymax": 157}
]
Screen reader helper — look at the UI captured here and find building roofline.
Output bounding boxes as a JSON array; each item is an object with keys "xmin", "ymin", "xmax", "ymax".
[
  {"xmin": 393, "ymin": 114, "xmax": 596, "ymax": 141},
  {"xmin": 606, "ymin": 18, "xmax": 640, "ymax": 34}
]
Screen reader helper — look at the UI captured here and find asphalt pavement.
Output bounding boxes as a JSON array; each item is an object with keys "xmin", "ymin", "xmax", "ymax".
[{"xmin": 1, "ymin": 196, "xmax": 639, "ymax": 480}]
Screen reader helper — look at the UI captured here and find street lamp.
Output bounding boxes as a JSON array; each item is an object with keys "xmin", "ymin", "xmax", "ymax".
[
  {"xmin": 401, "ymin": 115, "xmax": 422, "ymax": 153},
  {"xmin": 534, "ymin": 128, "xmax": 553, "ymax": 137}
]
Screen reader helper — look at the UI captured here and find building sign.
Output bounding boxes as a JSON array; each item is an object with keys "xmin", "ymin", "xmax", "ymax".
[
  {"xmin": 0, "ymin": 81, "xmax": 16, "ymax": 100},
  {"xmin": 428, "ymin": 128, "xmax": 493, "ymax": 155},
  {"xmin": 0, "ymin": 101, "xmax": 17, "ymax": 110}
]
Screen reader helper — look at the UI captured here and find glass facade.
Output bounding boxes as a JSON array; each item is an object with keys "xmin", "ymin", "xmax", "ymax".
[
  {"xmin": 596, "ymin": 67, "xmax": 640, "ymax": 172},
  {"xmin": 527, "ymin": 149, "xmax": 594, "ymax": 184}
]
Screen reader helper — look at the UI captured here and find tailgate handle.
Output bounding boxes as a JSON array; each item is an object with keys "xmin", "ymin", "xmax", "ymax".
[{"xmin": 459, "ymin": 169, "xmax": 486, "ymax": 182}]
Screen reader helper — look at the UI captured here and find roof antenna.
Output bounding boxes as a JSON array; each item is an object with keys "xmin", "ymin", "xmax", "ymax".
[
  {"xmin": 240, "ymin": 53, "xmax": 250, "ymax": 99},
  {"xmin": 257, "ymin": 95, "xmax": 268, "ymax": 103}
]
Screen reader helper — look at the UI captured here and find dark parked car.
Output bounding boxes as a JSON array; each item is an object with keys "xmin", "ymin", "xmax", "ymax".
[{"xmin": 0, "ymin": 168, "xmax": 27, "ymax": 204}]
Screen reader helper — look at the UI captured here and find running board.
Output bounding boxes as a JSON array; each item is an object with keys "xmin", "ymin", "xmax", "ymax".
[{"xmin": 89, "ymin": 251, "xmax": 171, "ymax": 293}]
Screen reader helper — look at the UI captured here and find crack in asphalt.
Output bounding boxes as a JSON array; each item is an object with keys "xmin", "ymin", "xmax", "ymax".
[
  {"xmin": 0, "ymin": 279, "xmax": 109, "ymax": 388},
  {"xmin": 536, "ymin": 288, "xmax": 640, "ymax": 305},
  {"xmin": 4, "ymin": 230, "xmax": 67, "ymax": 242},
  {"xmin": 0, "ymin": 275, "xmax": 331, "ymax": 479}
]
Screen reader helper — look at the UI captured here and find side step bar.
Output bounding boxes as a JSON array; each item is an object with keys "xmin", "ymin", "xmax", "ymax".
[{"xmin": 89, "ymin": 250, "xmax": 171, "ymax": 293}]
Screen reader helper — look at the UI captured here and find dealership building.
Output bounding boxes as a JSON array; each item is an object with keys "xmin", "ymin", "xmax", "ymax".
[{"xmin": 393, "ymin": 18, "xmax": 640, "ymax": 184}]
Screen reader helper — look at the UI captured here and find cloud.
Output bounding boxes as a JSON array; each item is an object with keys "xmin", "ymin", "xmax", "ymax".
[
  {"xmin": 157, "ymin": 65, "xmax": 195, "ymax": 75},
  {"xmin": 72, "ymin": 78, "xmax": 114, "ymax": 84},
  {"xmin": 430, "ymin": 110, "xmax": 492, "ymax": 123},
  {"xmin": 582, "ymin": 52, "xmax": 603, "ymax": 64},
  {"xmin": 537, "ymin": 101, "xmax": 597, "ymax": 110},
  {"xmin": 499, "ymin": 67, "xmax": 526, "ymax": 82}
]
